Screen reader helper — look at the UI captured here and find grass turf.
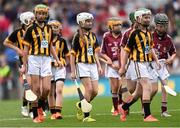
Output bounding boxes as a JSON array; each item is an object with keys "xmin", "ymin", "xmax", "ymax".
[{"xmin": 0, "ymin": 93, "xmax": 180, "ymax": 127}]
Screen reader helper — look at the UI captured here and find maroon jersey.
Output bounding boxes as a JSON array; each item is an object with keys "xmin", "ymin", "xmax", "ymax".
[
  {"xmin": 121, "ymin": 27, "xmax": 133, "ymax": 48},
  {"xmin": 153, "ymin": 31, "xmax": 176, "ymax": 59},
  {"xmin": 101, "ymin": 32, "xmax": 122, "ymax": 61}
]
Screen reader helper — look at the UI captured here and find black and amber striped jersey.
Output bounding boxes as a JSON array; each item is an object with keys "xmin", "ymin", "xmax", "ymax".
[
  {"xmin": 24, "ymin": 21, "xmax": 53, "ymax": 56},
  {"xmin": 71, "ymin": 31, "xmax": 100, "ymax": 64},
  {"xmin": 5, "ymin": 28, "xmax": 25, "ymax": 64},
  {"xmin": 124, "ymin": 29, "xmax": 154, "ymax": 62},
  {"xmin": 51, "ymin": 35, "xmax": 70, "ymax": 67}
]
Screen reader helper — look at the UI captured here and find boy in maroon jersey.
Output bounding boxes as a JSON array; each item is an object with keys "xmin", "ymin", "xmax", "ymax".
[
  {"xmin": 150, "ymin": 13, "xmax": 176, "ymax": 117},
  {"xmin": 100, "ymin": 17, "xmax": 122, "ymax": 116}
]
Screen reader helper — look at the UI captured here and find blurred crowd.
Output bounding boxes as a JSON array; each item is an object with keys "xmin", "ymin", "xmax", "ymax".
[{"xmin": 0, "ymin": 0, "xmax": 180, "ymax": 99}]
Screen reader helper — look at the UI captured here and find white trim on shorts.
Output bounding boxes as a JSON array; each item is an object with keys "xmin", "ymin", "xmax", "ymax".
[{"xmin": 51, "ymin": 66, "xmax": 66, "ymax": 82}]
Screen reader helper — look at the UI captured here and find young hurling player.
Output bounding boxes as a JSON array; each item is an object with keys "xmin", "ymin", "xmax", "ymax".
[
  {"xmin": 48, "ymin": 20, "xmax": 70, "ymax": 120},
  {"xmin": 70, "ymin": 12, "xmax": 103, "ymax": 122},
  {"xmin": 3, "ymin": 11, "xmax": 35, "ymax": 117},
  {"xmin": 100, "ymin": 17, "xmax": 122, "ymax": 116},
  {"xmin": 22, "ymin": 4, "xmax": 62, "ymax": 123},
  {"xmin": 149, "ymin": 13, "xmax": 176, "ymax": 117}
]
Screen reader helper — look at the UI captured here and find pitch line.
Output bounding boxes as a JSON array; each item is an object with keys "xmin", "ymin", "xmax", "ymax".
[{"xmin": 0, "ymin": 109, "xmax": 180, "ymax": 121}]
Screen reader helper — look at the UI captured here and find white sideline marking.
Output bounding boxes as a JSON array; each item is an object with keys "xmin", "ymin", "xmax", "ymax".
[{"xmin": 0, "ymin": 109, "xmax": 180, "ymax": 121}]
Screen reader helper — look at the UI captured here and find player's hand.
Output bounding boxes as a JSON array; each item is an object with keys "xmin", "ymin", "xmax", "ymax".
[
  {"xmin": 118, "ymin": 67, "xmax": 126, "ymax": 77},
  {"xmin": 19, "ymin": 65, "xmax": 26, "ymax": 74},
  {"xmin": 17, "ymin": 49, "xmax": 25, "ymax": 57},
  {"xmin": 156, "ymin": 61, "xmax": 161, "ymax": 70},
  {"xmin": 112, "ymin": 63, "xmax": 119, "ymax": 70},
  {"xmin": 57, "ymin": 60, "xmax": 64, "ymax": 68},
  {"xmin": 165, "ymin": 58, "xmax": 173, "ymax": 65},
  {"xmin": 98, "ymin": 66, "xmax": 103, "ymax": 76},
  {"xmin": 106, "ymin": 58, "xmax": 113, "ymax": 65},
  {"xmin": 71, "ymin": 71, "xmax": 76, "ymax": 80}
]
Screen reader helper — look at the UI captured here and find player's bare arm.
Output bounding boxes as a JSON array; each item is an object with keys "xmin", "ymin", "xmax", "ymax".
[{"xmin": 50, "ymin": 43, "xmax": 63, "ymax": 68}]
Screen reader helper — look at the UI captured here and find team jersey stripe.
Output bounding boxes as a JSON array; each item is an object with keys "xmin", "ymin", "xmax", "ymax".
[
  {"xmin": 72, "ymin": 31, "xmax": 99, "ymax": 64},
  {"xmin": 126, "ymin": 30, "xmax": 153, "ymax": 62},
  {"xmin": 51, "ymin": 36, "xmax": 69, "ymax": 67}
]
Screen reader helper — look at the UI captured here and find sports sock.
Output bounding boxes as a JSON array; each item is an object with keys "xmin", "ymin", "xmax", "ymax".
[
  {"xmin": 32, "ymin": 107, "xmax": 38, "ymax": 119},
  {"xmin": 112, "ymin": 93, "xmax": 118, "ymax": 111},
  {"xmin": 118, "ymin": 93, "xmax": 122, "ymax": 105},
  {"xmin": 161, "ymin": 102, "xmax": 167, "ymax": 113},
  {"xmin": 49, "ymin": 106, "xmax": 56, "ymax": 114},
  {"xmin": 122, "ymin": 99, "xmax": 136, "ymax": 111},
  {"xmin": 23, "ymin": 99, "xmax": 28, "ymax": 106},
  {"xmin": 55, "ymin": 106, "xmax": 62, "ymax": 113},
  {"xmin": 143, "ymin": 103, "xmax": 151, "ymax": 118},
  {"xmin": 38, "ymin": 99, "xmax": 45, "ymax": 109}
]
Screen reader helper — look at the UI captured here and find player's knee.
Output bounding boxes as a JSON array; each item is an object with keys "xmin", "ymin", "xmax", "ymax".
[
  {"xmin": 33, "ymin": 88, "xmax": 40, "ymax": 96},
  {"xmin": 56, "ymin": 89, "xmax": 63, "ymax": 95},
  {"xmin": 48, "ymin": 90, "xmax": 54, "ymax": 96},
  {"xmin": 129, "ymin": 87, "xmax": 135, "ymax": 94},
  {"xmin": 92, "ymin": 89, "xmax": 98, "ymax": 96},
  {"xmin": 85, "ymin": 87, "xmax": 93, "ymax": 94}
]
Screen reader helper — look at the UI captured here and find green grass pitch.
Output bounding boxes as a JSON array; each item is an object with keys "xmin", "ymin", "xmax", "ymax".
[{"xmin": 0, "ymin": 94, "xmax": 180, "ymax": 127}]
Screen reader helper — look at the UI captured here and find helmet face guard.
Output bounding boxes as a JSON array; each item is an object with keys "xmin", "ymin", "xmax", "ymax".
[
  {"xmin": 134, "ymin": 8, "xmax": 151, "ymax": 27},
  {"xmin": 48, "ymin": 20, "xmax": 62, "ymax": 34},
  {"xmin": 107, "ymin": 17, "xmax": 122, "ymax": 31},
  {"xmin": 34, "ymin": 4, "xmax": 49, "ymax": 22},
  {"xmin": 20, "ymin": 12, "xmax": 35, "ymax": 26},
  {"xmin": 154, "ymin": 13, "xmax": 169, "ymax": 35},
  {"xmin": 76, "ymin": 12, "xmax": 94, "ymax": 30},
  {"xmin": 154, "ymin": 13, "xmax": 169, "ymax": 25}
]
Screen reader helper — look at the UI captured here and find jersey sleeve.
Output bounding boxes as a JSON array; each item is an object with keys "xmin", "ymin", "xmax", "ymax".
[
  {"xmin": 93, "ymin": 33, "xmax": 100, "ymax": 52},
  {"xmin": 100, "ymin": 33, "xmax": 107, "ymax": 54},
  {"xmin": 63, "ymin": 39, "xmax": 70, "ymax": 56},
  {"xmin": 121, "ymin": 31, "xmax": 128, "ymax": 48},
  {"xmin": 169, "ymin": 39, "xmax": 176, "ymax": 56},
  {"xmin": 124, "ymin": 31, "xmax": 136, "ymax": 53},
  {"xmin": 23, "ymin": 27, "xmax": 33, "ymax": 46},
  {"xmin": 71, "ymin": 32, "xmax": 80, "ymax": 55},
  {"xmin": 6, "ymin": 30, "xmax": 18, "ymax": 44}
]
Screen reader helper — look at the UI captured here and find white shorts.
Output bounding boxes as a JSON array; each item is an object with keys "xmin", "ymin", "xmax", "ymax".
[
  {"xmin": 76, "ymin": 63, "xmax": 99, "ymax": 81},
  {"xmin": 129, "ymin": 61, "xmax": 152, "ymax": 80},
  {"xmin": 51, "ymin": 66, "xmax": 66, "ymax": 81},
  {"xmin": 28, "ymin": 55, "xmax": 52, "ymax": 77},
  {"xmin": 105, "ymin": 60, "xmax": 120, "ymax": 79},
  {"xmin": 148, "ymin": 59, "xmax": 170, "ymax": 82}
]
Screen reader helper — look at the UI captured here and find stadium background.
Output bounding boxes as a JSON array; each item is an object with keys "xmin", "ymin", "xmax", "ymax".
[{"xmin": 0, "ymin": 0, "xmax": 180, "ymax": 99}]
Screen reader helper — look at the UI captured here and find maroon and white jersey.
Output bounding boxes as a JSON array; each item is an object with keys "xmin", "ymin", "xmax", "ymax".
[
  {"xmin": 101, "ymin": 32, "xmax": 122, "ymax": 61},
  {"xmin": 121, "ymin": 27, "xmax": 133, "ymax": 48},
  {"xmin": 153, "ymin": 31, "xmax": 176, "ymax": 60}
]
